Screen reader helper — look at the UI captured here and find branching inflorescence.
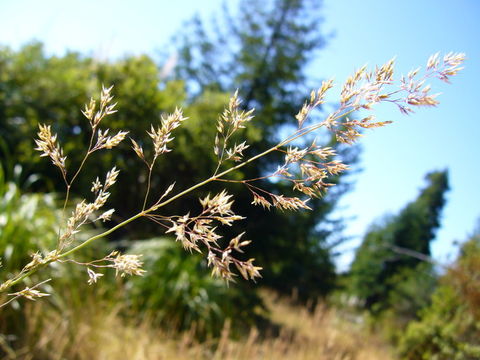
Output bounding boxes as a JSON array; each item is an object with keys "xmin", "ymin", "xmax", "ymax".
[{"xmin": 0, "ymin": 53, "xmax": 464, "ymax": 306}]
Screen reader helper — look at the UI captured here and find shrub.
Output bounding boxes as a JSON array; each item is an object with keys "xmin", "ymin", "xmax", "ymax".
[{"xmin": 398, "ymin": 233, "xmax": 480, "ymax": 359}]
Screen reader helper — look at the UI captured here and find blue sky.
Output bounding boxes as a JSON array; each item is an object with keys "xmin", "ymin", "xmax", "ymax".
[{"xmin": 0, "ymin": 0, "xmax": 478, "ymax": 269}]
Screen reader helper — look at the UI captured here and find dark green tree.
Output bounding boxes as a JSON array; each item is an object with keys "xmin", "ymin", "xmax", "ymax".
[
  {"xmin": 349, "ymin": 170, "xmax": 449, "ymax": 313},
  {"xmin": 174, "ymin": 0, "xmax": 358, "ymax": 300},
  {"xmin": 176, "ymin": 0, "xmax": 324, "ymax": 135}
]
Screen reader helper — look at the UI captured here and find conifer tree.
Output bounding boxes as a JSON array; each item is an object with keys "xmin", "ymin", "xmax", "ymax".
[{"xmin": 349, "ymin": 170, "xmax": 449, "ymax": 311}]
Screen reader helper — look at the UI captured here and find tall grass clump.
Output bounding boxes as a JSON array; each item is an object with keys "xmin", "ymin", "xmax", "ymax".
[{"xmin": 0, "ymin": 52, "xmax": 465, "ymax": 310}]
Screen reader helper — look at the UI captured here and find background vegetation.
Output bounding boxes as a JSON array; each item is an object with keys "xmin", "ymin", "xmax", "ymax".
[{"xmin": 0, "ymin": 0, "xmax": 475, "ymax": 359}]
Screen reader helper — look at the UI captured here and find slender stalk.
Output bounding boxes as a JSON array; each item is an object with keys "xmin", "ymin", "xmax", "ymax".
[
  {"xmin": 142, "ymin": 155, "xmax": 158, "ymax": 211},
  {"xmin": 142, "ymin": 165, "xmax": 154, "ymax": 211},
  {"xmin": 0, "ymin": 296, "xmax": 18, "ymax": 309},
  {"xmin": 63, "ymin": 131, "xmax": 96, "ymax": 211},
  {"xmin": 59, "ymin": 211, "xmax": 145, "ymax": 259},
  {"xmin": 0, "ymin": 213, "xmax": 145, "ymax": 293},
  {"xmin": 213, "ymin": 131, "xmax": 229, "ymax": 176}
]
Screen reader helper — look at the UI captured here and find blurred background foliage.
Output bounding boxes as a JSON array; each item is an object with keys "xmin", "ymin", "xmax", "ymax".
[
  {"xmin": 398, "ymin": 231, "xmax": 480, "ymax": 359},
  {"xmin": 0, "ymin": 0, "xmax": 477, "ymax": 358},
  {"xmin": 126, "ymin": 238, "xmax": 266, "ymax": 338}
]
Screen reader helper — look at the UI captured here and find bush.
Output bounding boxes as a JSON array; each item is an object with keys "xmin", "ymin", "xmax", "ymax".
[{"xmin": 398, "ymin": 234, "xmax": 480, "ymax": 359}]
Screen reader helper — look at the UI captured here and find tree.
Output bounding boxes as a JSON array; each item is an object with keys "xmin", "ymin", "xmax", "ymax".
[
  {"xmin": 349, "ymin": 170, "xmax": 449, "ymax": 312},
  {"xmin": 174, "ymin": 0, "xmax": 358, "ymax": 300},
  {"xmin": 176, "ymin": 0, "xmax": 324, "ymax": 135}
]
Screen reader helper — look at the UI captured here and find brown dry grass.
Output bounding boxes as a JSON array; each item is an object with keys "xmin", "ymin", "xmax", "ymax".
[{"xmin": 3, "ymin": 291, "xmax": 392, "ymax": 360}]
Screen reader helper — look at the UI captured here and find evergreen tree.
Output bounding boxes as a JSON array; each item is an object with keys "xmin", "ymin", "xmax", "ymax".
[
  {"xmin": 349, "ymin": 170, "xmax": 449, "ymax": 311},
  {"xmin": 176, "ymin": 0, "xmax": 324, "ymax": 136}
]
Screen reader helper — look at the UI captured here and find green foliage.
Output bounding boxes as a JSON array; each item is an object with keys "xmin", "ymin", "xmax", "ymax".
[
  {"xmin": 0, "ymin": 43, "xmax": 212, "ymax": 235},
  {"xmin": 0, "ymin": 43, "xmax": 94, "ymax": 179},
  {"xmin": 385, "ymin": 263, "xmax": 437, "ymax": 325},
  {"xmin": 349, "ymin": 171, "xmax": 449, "ymax": 313},
  {"xmin": 0, "ymin": 164, "xmax": 116, "ymax": 341},
  {"xmin": 398, "ymin": 233, "xmax": 480, "ymax": 359},
  {"xmin": 126, "ymin": 238, "xmax": 265, "ymax": 337},
  {"xmin": 0, "ymin": 165, "xmax": 57, "ymax": 337},
  {"xmin": 0, "ymin": 167, "xmax": 59, "ymax": 277},
  {"xmin": 0, "ymin": 37, "xmax": 327, "ymax": 333}
]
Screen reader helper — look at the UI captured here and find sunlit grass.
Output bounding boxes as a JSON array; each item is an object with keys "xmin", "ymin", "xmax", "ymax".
[{"xmin": 3, "ymin": 291, "xmax": 392, "ymax": 360}]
